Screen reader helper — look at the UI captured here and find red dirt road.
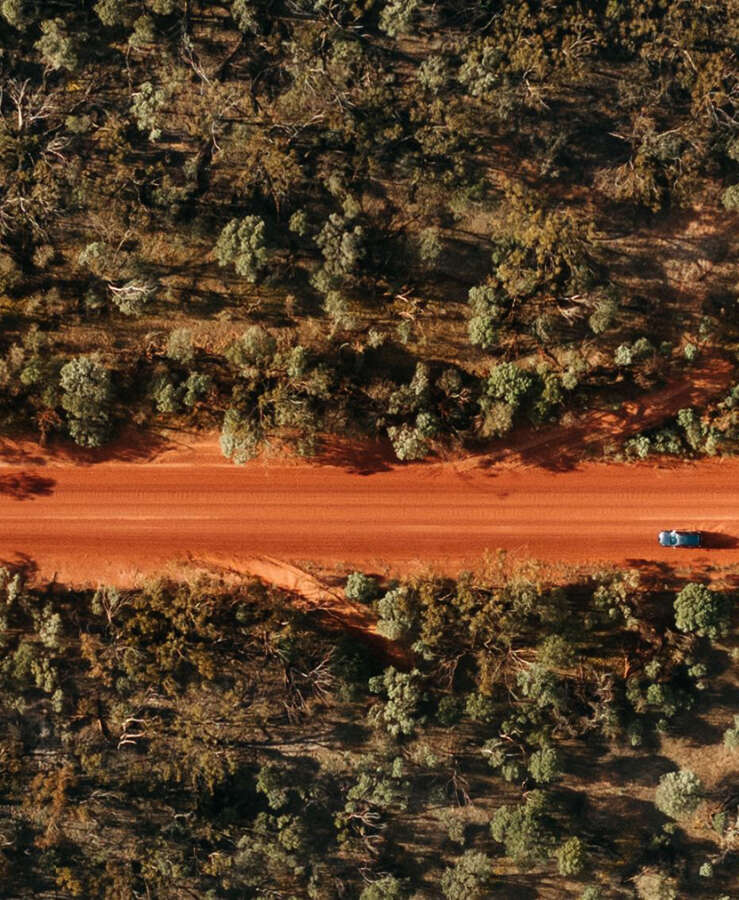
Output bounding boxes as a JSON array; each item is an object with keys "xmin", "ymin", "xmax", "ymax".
[{"xmin": 1, "ymin": 449, "xmax": 738, "ymax": 586}]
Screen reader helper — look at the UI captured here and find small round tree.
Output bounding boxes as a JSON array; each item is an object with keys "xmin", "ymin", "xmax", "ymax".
[
  {"xmin": 528, "ymin": 746, "xmax": 561, "ymax": 785},
  {"xmin": 359, "ymin": 875, "xmax": 406, "ymax": 900},
  {"xmin": 674, "ymin": 583, "xmax": 730, "ymax": 640},
  {"xmin": 59, "ymin": 355, "xmax": 112, "ymax": 447},
  {"xmin": 654, "ymin": 769, "xmax": 704, "ymax": 820},
  {"xmin": 345, "ymin": 572, "xmax": 380, "ymax": 604},
  {"xmin": 556, "ymin": 836, "xmax": 586, "ymax": 876},
  {"xmin": 214, "ymin": 216, "xmax": 268, "ymax": 282},
  {"xmin": 440, "ymin": 850, "xmax": 493, "ymax": 900}
]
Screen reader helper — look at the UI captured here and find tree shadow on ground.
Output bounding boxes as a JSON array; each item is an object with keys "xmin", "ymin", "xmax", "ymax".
[
  {"xmin": 0, "ymin": 440, "xmax": 48, "ymax": 466},
  {"xmin": 45, "ymin": 426, "xmax": 174, "ymax": 465},
  {"xmin": 316, "ymin": 436, "xmax": 397, "ymax": 475},
  {"xmin": 0, "ymin": 552, "xmax": 38, "ymax": 580},
  {"xmin": 624, "ymin": 560, "xmax": 680, "ymax": 588},
  {"xmin": 0, "ymin": 471, "xmax": 56, "ymax": 500},
  {"xmin": 591, "ymin": 751, "xmax": 675, "ymax": 789}
]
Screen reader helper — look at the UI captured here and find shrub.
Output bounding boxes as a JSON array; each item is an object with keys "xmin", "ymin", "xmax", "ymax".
[
  {"xmin": 654, "ymin": 769, "xmax": 704, "ymax": 820},
  {"xmin": 721, "ymin": 184, "xmax": 739, "ymax": 211},
  {"xmin": 528, "ymin": 747, "xmax": 561, "ymax": 785},
  {"xmin": 588, "ymin": 297, "xmax": 617, "ymax": 335},
  {"xmin": 388, "ymin": 424, "xmax": 429, "ymax": 462},
  {"xmin": 315, "ymin": 213, "xmax": 365, "ymax": 285},
  {"xmin": 722, "ymin": 714, "xmax": 739, "ymax": 750},
  {"xmin": 368, "ymin": 667, "xmax": 424, "ymax": 738},
  {"xmin": 1, "ymin": 0, "xmax": 25, "ymax": 28},
  {"xmin": 220, "ymin": 408, "xmax": 263, "ymax": 464},
  {"xmin": 416, "ymin": 56, "xmax": 450, "ymax": 94},
  {"xmin": 131, "ymin": 82, "xmax": 168, "ymax": 141},
  {"xmin": 490, "ymin": 791, "xmax": 555, "ymax": 869},
  {"xmin": 486, "ymin": 362, "xmax": 534, "ymax": 407},
  {"xmin": 360, "ymin": 875, "xmax": 406, "ymax": 900},
  {"xmin": 227, "ymin": 326, "xmax": 276, "ymax": 369},
  {"xmin": 182, "ymin": 372, "xmax": 211, "ymax": 408},
  {"xmin": 109, "ymin": 279, "xmax": 156, "ymax": 316},
  {"xmin": 214, "ymin": 216, "xmax": 268, "ymax": 282},
  {"xmin": 556, "ymin": 836, "xmax": 586, "ymax": 876},
  {"xmin": 345, "ymin": 572, "xmax": 379, "ymax": 604},
  {"xmin": 379, "ymin": 0, "xmax": 420, "ymax": 37},
  {"xmin": 440, "ymin": 850, "xmax": 493, "ymax": 900},
  {"xmin": 59, "ymin": 356, "xmax": 112, "ymax": 447},
  {"xmin": 674, "ymin": 582, "xmax": 730, "ymax": 639},
  {"xmin": 166, "ymin": 328, "xmax": 194, "ymax": 364},
  {"xmin": 35, "ymin": 19, "xmax": 77, "ymax": 70},
  {"xmin": 376, "ymin": 586, "xmax": 418, "ymax": 641}
]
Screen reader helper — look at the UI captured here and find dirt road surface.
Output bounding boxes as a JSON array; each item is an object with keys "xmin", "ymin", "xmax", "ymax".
[{"xmin": 0, "ymin": 447, "xmax": 738, "ymax": 586}]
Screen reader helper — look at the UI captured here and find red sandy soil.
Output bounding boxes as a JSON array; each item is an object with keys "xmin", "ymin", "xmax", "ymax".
[
  {"xmin": 0, "ymin": 350, "xmax": 734, "ymax": 649},
  {"xmin": 1, "ymin": 447, "xmax": 738, "ymax": 588}
]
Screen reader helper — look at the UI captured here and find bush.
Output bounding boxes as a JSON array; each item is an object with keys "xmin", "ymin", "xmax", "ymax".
[
  {"xmin": 654, "ymin": 769, "xmax": 704, "ymax": 820},
  {"xmin": 360, "ymin": 875, "xmax": 406, "ymax": 900},
  {"xmin": 368, "ymin": 667, "xmax": 424, "ymax": 738},
  {"xmin": 721, "ymin": 184, "xmax": 739, "ymax": 211},
  {"xmin": 490, "ymin": 791, "xmax": 555, "ymax": 869},
  {"xmin": 131, "ymin": 82, "xmax": 168, "ymax": 141},
  {"xmin": 376, "ymin": 586, "xmax": 418, "ymax": 641},
  {"xmin": 59, "ymin": 356, "xmax": 112, "ymax": 447},
  {"xmin": 722, "ymin": 714, "xmax": 739, "ymax": 750},
  {"xmin": 35, "ymin": 19, "xmax": 77, "ymax": 70},
  {"xmin": 109, "ymin": 279, "xmax": 156, "ymax": 316},
  {"xmin": 220, "ymin": 408, "xmax": 263, "ymax": 464},
  {"xmin": 556, "ymin": 836, "xmax": 586, "ymax": 876},
  {"xmin": 315, "ymin": 213, "xmax": 365, "ymax": 286},
  {"xmin": 345, "ymin": 572, "xmax": 379, "ymax": 604},
  {"xmin": 166, "ymin": 328, "xmax": 194, "ymax": 364},
  {"xmin": 440, "ymin": 850, "xmax": 493, "ymax": 900},
  {"xmin": 528, "ymin": 747, "xmax": 561, "ymax": 785},
  {"xmin": 486, "ymin": 362, "xmax": 534, "ymax": 407},
  {"xmin": 388, "ymin": 424, "xmax": 429, "ymax": 462},
  {"xmin": 214, "ymin": 216, "xmax": 268, "ymax": 282},
  {"xmin": 588, "ymin": 297, "xmax": 617, "ymax": 335},
  {"xmin": 227, "ymin": 326, "xmax": 276, "ymax": 369},
  {"xmin": 379, "ymin": 0, "xmax": 420, "ymax": 37},
  {"xmin": 674, "ymin": 583, "xmax": 730, "ymax": 640}
]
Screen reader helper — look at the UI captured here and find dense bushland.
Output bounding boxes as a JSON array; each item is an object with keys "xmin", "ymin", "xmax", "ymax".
[
  {"xmin": 0, "ymin": 1, "xmax": 739, "ymax": 459},
  {"xmin": 0, "ymin": 563, "xmax": 736, "ymax": 896}
]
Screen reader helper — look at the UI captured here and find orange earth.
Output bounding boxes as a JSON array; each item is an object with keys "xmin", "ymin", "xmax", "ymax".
[{"xmin": 1, "ymin": 437, "xmax": 738, "ymax": 588}]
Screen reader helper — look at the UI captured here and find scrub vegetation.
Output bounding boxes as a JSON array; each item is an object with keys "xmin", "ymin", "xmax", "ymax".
[
  {"xmin": 0, "ymin": 562, "xmax": 736, "ymax": 897},
  {"xmin": 0, "ymin": 1, "xmax": 739, "ymax": 461}
]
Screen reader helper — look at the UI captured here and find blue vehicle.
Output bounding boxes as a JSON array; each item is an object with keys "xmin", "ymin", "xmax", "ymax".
[{"xmin": 658, "ymin": 530, "xmax": 702, "ymax": 548}]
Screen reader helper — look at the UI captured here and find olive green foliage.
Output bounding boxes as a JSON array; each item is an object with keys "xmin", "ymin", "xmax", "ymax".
[
  {"xmin": 345, "ymin": 571, "xmax": 380, "ymax": 603},
  {"xmin": 59, "ymin": 355, "xmax": 111, "ymax": 446},
  {"xmin": 35, "ymin": 19, "xmax": 77, "ymax": 70},
  {"xmin": 0, "ymin": 566, "xmax": 736, "ymax": 895},
  {"xmin": 674, "ymin": 583, "xmax": 731, "ymax": 639},
  {"xmin": 130, "ymin": 82, "xmax": 169, "ymax": 141},
  {"xmin": 368, "ymin": 667, "xmax": 424, "ymax": 737},
  {"xmin": 440, "ymin": 850, "xmax": 493, "ymax": 900},
  {"xmin": 1, "ymin": 0, "xmax": 738, "ymax": 459},
  {"xmin": 219, "ymin": 406, "xmax": 263, "ymax": 463},
  {"xmin": 556, "ymin": 836, "xmax": 586, "ymax": 876},
  {"xmin": 490, "ymin": 791, "xmax": 555, "ymax": 869},
  {"xmin": 654, "ymin": 769, "xmax": 704, "ymax": 820},
  {"xmin": 723, "ymin": 714, "xmax": 739, "ymax": 750},
  {"xmin": 215, "ymin": 216, "xmax": 269, "ymax": 282}
]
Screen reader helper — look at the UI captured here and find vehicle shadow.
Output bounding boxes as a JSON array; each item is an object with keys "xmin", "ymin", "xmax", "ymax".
[
  {"xmin": 701, "ymin": 531, "xmax": 739, "ymax": 549},
  {"xmin": 0, "ymin": 471, "xmax": 56, "ymax": 500}
]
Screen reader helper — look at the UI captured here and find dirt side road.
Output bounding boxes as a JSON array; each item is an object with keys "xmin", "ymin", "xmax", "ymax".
[{"xmin": 0, "ymin": 450, "xmax": 738, "ymax": 586}]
